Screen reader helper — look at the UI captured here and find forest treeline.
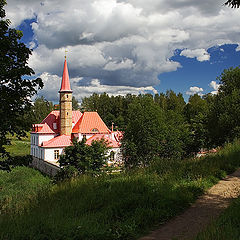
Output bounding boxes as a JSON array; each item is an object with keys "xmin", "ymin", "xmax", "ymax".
[{"xmin": 32, "ymin": 66, "xmax": 240, "ymax": 167}]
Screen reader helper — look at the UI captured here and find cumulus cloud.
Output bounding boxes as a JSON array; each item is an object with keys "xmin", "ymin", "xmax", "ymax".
[
  {"xmin": 4, "ymin": 0, "xmax": 240, "ymax": 98},
  {"xmin": 209, "ymin": 80, "xmax": 221, "ymax": 94},
  {"xmin": 186, "ymin": 86, "xmax": 204, "ymax": 96},
  {"xmin": 37, "ymin": 72, "xmax": 158, "ymax": 102},
  {"xmin": 180, "ymin": 49, "xmax": 210, "ymax": 61}
]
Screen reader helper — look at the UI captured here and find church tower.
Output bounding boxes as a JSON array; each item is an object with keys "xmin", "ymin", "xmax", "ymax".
[{"xmin": 59, "ymin": 57, "xmax": 72, "ymax": 135}]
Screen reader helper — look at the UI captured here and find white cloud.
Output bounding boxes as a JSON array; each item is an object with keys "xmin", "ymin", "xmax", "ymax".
[
  {"xmin": 37, "ymin": 73, "xmax": 158, "ymax": 102},
  {"xmin": 4, "ymin": 0, "xmax": 240, "ymax": 98},
  {"xmin": 180, "ymin": 49, "xmax": 210, "ymax": 61},
  {"xmin": 209, "ymin": 80, "xmax": 221, "ymax": 94},
  {"xmin": 186, "ymin": 86, "xmax": 204, "ymax": 96}
]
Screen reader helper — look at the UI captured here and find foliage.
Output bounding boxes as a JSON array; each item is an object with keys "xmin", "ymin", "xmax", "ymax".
[
  {"xmin": 207, "ymin": 67, "xmax": 240, "ymax": 146},
  {"xmin": 72, "ymin": 96, "xmax": 79, "ymax": 110},
  {"xmin": 30, "ymin": 96, "xmax": 54, "ymax": 123},
  {"xmin": 122, "ymin": 96, "xmax": 191, "ymax": 168},
  {"xmin": 1, "ymin": 141, "xmax": 240, "ymax": 239},
  {"xmin": 0, "ymin": 1, "xmax": 43, "ymax": 157},
  {"xmin": 225, "ymin": 0, "xmax": 240, "ymax": 8},
  {"xmin": 59, "ymin": 138, "xmax": 109, "ymax": 175}
]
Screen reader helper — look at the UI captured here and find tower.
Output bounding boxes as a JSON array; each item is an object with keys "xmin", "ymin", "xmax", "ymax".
[{"xmin": 59, "ymin": 57, "xmax": 72, "ymax": 135}]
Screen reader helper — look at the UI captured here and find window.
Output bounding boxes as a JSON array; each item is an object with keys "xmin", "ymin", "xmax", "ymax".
[
  {"xmin": 53, "ymin": 122, "xmax": 57, "ymax": 129},
  {"xmin": 54, "ymin": 150, "xmax": 60, "ymax": 160},
  {"xmin": 91, "ymin": 128, "xmax": 99, "ymax": 133},
  {"xmin": 110, "ymin": 151, "xmax": 115, "ymax": 161}
]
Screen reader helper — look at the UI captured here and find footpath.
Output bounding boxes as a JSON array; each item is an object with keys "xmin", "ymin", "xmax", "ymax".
[{"xmin": 139, "ymin": 168, "xmax": 240, "ymax": 240}]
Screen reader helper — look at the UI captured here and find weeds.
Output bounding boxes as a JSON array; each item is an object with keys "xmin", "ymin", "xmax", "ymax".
[{"xmin": 0, "ymin": 140, "xmax": 240, "ymax": 239}]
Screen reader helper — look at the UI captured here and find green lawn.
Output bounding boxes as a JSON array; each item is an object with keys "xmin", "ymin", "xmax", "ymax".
[
  {"xmin": 1, "ymin": 140, "xmax": 240, "ymax": 240},
  {"xmin": 4, "ymin": 133, "xmax": 30, "ymax": 156}
]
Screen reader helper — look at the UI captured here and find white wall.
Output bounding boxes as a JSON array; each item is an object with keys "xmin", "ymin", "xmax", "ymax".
[
  {"xmin": 38, "ymin": 134, "xmax": 55, "ymax": 145},
  {"xmin": 44, "ymin": 148, "xmax": 64, "ymax": 163}
]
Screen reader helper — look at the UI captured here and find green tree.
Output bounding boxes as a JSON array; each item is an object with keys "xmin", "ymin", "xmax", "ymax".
[
  {"xmin": 59, "ymin": 138, "xmax": 109, "ymax": 174},
  {"xmin": 72, "ymin": 96, "xmax": 79, "ymax": 110},
  {"xmin": 122, "ymin": 96, "xmax": 189, "ymax": 168},
  {"xmin": 207, "ymin": 67, "xmax": 240, "ymax": 146},
  {"xmin": 31, "ymin": 97, "xmax": 53, "ymax": 123},
  {"xmin": 0, "ymin": 0, "xmax": 43, "ymax": 157},
  {"xmin": 225, "ymin": 0, "xmax": 240, "ymax": 8}
]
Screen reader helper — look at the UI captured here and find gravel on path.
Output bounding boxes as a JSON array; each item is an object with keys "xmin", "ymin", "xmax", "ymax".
[{"xmin": 139, "ymin": 169, "xmax": 240, "ymax": 240}]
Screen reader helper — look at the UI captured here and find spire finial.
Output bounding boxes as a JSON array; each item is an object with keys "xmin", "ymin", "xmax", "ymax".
[{"xmin": 65, "ymin": 49, "xmax": 68, "ymax": 59}]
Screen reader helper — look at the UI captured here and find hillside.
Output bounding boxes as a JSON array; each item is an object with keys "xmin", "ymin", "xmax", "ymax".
[{"xmin": 1, "ymin": 141, "xmax": 240, "ymax": 239}]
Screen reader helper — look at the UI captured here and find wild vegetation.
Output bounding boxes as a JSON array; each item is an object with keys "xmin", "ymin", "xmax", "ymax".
[{"xmin": 1, "ymin": 141, "xmax": 240, "ymax": 240}]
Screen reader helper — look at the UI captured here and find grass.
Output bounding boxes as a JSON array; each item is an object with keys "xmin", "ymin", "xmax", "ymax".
[
  {"xmin": 0, "ymin": 140, "xmax": 240, "ymax": 239},
  {"xmin": 4, "ymin": 133, "xmax": 30, "ymax": 156},
  {"xmin": 195, "ymin": 196, "xmax": 240, "ymax": 240},
  {"xmin": 0, "ymin": 166, "xmax": 51, "ymax": 215}
]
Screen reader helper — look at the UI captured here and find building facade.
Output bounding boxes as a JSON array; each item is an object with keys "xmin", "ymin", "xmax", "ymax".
[{"xmin": 30, "ymin": 58, "xmax": 122, "ymax": 169}]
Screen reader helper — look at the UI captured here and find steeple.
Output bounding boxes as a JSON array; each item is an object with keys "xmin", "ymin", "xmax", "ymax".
[
  {"xmin": 59, "ymin": 57, "xmax": 72, "ymax": 135},
  {"xmin": 59, "ymin": 58, "xmax": 72, "ymax": 93}
]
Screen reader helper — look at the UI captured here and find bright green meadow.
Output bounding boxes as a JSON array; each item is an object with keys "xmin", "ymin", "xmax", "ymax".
[{"xmin": 1, "ymin": 140, "xmax": 240, "ymax": 239}]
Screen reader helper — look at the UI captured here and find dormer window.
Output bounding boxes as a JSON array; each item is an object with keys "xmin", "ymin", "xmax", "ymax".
[{"xmin": 91, "ymin": 128, "xmax": 99, "ymax": 133}]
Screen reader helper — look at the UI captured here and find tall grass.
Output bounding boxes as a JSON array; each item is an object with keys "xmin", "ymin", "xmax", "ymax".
[
  {"xmin": 195, "ymin": 197, "xmax": 240, "ymax": 240},
  {"xmin": 0, "ymin": 166, "xmax": 51, "ymax": 215},
  {"xmin": 0, "ymin": 140, "xmax": 240, "ymax": 240}
]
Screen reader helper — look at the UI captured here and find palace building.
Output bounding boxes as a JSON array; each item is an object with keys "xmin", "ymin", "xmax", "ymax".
[{"xmin": 30, "ymin": 57, "xmax": 122, "ymax": 174}]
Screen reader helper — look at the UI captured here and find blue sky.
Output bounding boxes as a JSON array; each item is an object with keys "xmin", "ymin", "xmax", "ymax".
[
  {"xmin": 158, "ymin": 44, "xmax": 240, "ymax": 100},
  {"xmin": 6, "ymin": 0, "xmax": 240, "ymax": 102}
]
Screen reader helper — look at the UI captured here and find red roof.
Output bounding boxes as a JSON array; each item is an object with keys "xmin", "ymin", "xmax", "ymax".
[
  {"xmin": 32, "ymin": 123, "xmax": 55, "ymax": 134},
  {"xmin": 41, "ymin": 110, "xmax": 82, "ymax": 134},
  {"xmin": 59, "ymin": 59, "xmax": 72, "ymax": 92},
  {"xmin": 72, "ymin": 112, "xmax": 110, "ymax": 134},
  {"xmin": 86, "ymin": 134, "xmax": 121, "ymax": 148},
  {"xmin": 41, "ymin": 135, "xmax": 72, "ymax": 148}
]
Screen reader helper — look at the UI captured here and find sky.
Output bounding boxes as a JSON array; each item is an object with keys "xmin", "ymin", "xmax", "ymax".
[{"xmin": 5, "ymin": 0, "xmax": 240, "ymax": 102}]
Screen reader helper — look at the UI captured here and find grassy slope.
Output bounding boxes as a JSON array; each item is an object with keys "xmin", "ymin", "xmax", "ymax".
[
  {"xmin": 1, "ymin": 141, "xmax": 240, "ymax": 240},
  {"xmin": 0, "ymin": 167, "xmax": 51, "ymax": 215},
  {"xmin": 195, "ymin": 196, "xmax": 240, "ymax": 240}
]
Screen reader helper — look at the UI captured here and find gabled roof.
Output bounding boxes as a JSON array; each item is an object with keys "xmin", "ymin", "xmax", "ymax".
[
  {"xmin": 86, "ymin": 134, "xmax": 121, "ymax": 148},
  {"xmin": 32, "ymin": 123, "xmax": 55, "ymax": 134},
  {"xmin": 41, "ymin": 135, "xmax": 72, "ymax": 148},
  {"xmin": 72, "ymin": 112, "xmax": 110, "ymax": 134},
  {"xmin": 41, "ymin": 110, "xmax": 82, "ymax": 134},
  {"xmin": 59, "ymin": 59, "xmax": 72, "ymax": 93}
]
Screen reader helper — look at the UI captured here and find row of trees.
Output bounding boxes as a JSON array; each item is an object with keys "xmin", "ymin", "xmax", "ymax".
[{"xmin": 81, "ymin": 66, "xmax": 240, "ymax": 167}]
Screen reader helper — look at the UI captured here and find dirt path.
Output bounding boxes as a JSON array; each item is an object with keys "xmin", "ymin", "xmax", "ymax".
[{"xmin": 139, "ymin": 169, "xmax": 240, "ymax": 240}]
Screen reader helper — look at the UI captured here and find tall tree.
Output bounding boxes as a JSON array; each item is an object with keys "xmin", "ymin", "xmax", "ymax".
[
  {"xmin": 31, "ymin": 97, "xmax": 54, "ymax": 123},
  {"xmin": 72, "ymin": 96, "xmax": 79, "ymax": 110},
  {"xmin": 0, "ymin": 0, "xmax": 43, "ymax": 156},
  {"xmin": 207, "ymin": 67, "xmax": 240, "ymax": 146},
  {"xmin": 225, "ymin": 0, "xmax": 240, "ymax": 8},
  {"xmin": 122, "ymin": 96, "xmax": 190, "ymax": 168}
]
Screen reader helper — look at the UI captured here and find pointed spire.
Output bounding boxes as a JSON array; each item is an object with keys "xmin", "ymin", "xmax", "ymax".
[{"xmin": 59, "ymin": 58, "xmax": 72, "ymax": 93}]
